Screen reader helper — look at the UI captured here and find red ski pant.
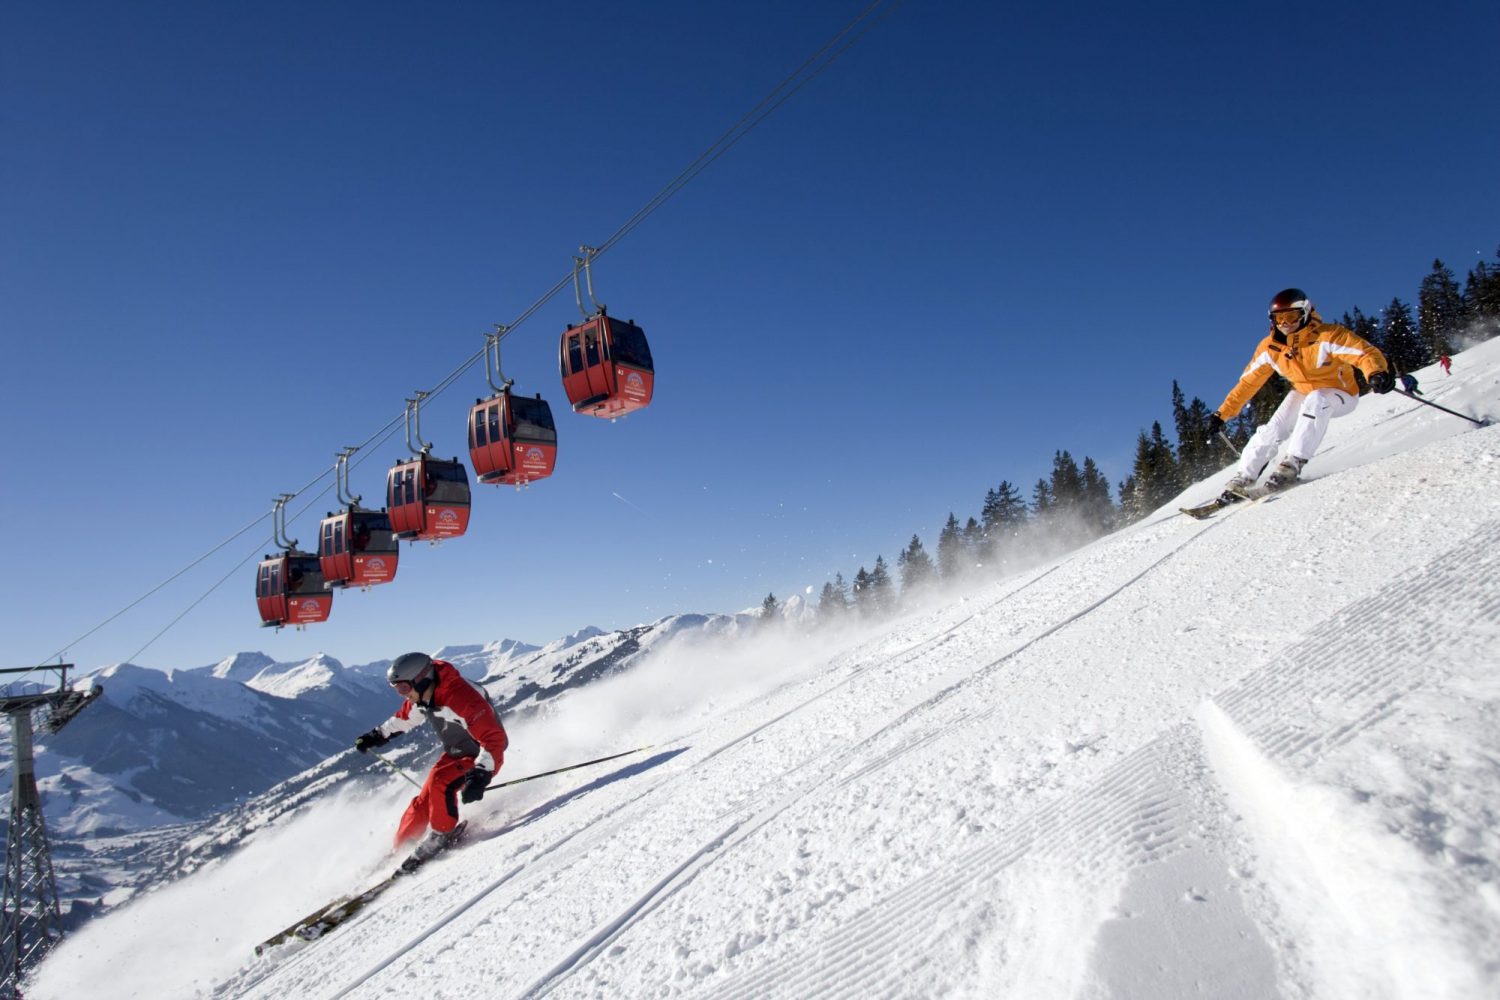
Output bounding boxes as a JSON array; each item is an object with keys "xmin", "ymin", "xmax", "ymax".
[{"xmin": 394, "ymin": 754, "xmax": 475, "ymax": 847}]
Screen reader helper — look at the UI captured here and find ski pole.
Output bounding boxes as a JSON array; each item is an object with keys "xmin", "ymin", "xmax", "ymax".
[
  {"xmin": 368, "ymin": 748, "xmax": 424, "ymax": 789},
  {"xmin": 1217, "ymin": 431, "xmax": 1241, "ymax": 457},
  {"xmin": 483, "ymin": 744, "xmax": 656, "ymax": 793},
  {"xmin": 1395, "ymin": 388, "xmax": 1490, "ymax": 427}
]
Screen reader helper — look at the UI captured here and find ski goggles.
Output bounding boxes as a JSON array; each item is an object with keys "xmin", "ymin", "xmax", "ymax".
[
  {"xmin": 391, "ymin": 680, "xmax": 415, "ymax": 696},
  {"xmin": 1269, "ymin": 308, "xmax": 1304, "ymax": 326}
]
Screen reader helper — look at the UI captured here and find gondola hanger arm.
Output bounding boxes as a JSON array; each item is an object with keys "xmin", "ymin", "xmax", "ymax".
[
  {"xmin": 572, "ymin": 246, "xmax": 606, "ymax": 319},
  {"xmin": 404, "ymin": 393, "xmax": 433, "ymax": 457},
  {"xmin": 334, "ymin": 449, "xmax": 362, "ymax": 507},
  {"xmin": 484, "ymin": 325, "xmax": 516, "ymax": 395},
  {"xmin": 272, "ymin": 494, "xmax": 297, "ymax": 550}
]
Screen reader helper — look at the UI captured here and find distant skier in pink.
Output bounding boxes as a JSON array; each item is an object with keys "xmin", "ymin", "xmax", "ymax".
[
  {"xmin": 1440, "ymin": 354, "xmax": 1452, "ymax": 376},
  {"xmin": 354, "ymin": 652, "xmax": 508, "ymax": 865}
]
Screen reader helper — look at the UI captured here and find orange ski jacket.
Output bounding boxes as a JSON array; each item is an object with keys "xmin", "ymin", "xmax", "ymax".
[
  {"xmin": 1216, "ymin": 312, "xmax": 1389, "ymax": 420},
  {"xmin": 376, "ymin": 659, "xmax": 508, "ymax": 772}
]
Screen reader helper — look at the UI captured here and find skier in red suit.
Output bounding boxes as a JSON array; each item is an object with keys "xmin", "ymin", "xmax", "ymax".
[{"xmin": 354, "ymin": 652, "xmax": 508, "ymax": 856}]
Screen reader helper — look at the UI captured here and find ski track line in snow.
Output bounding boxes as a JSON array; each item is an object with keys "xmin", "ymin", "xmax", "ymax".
[
  {"xmin": 504, "ymin": 520, "xmax": 1229, "ymax": 998},
  {"xmin": 241, "ymin": 498, "xmax": 1229, "ymax": 999},
  {"xmin": 1192, "ymin": 517, "xmax": 1500, "ymax": 1000},
  {"xmin": 699, "ymin": 726, "xmax": 1203, "ymax": 1000},
  {"xmin": 1210, "ymin": 517, "xmax": 1500, "ymax": 761},
  {"xmin": 231, "ymin": 601, "xmax": 1009, "ymax": 997},
  {"xmin": 820, "ymin": 511, "xmax": 1229, "ymax": 794},
  {"xmin": 701, "ymin": 516, "xmax": 1500, "ymax": 999}
]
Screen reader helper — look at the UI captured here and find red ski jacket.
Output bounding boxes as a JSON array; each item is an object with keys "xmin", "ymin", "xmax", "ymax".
[{"xmin": 375, "ymin": 659, "xmax": 508, "ymax": 772}]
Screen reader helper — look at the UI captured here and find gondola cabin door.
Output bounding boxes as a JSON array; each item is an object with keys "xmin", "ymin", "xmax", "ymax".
[
  {"xmin": 387, "ymin": 456, "xmax": 472, "ymax": 541},
  {"xmin": 559, "ymin": 314, "xmax": 654, "ymax": 418},
  {"xmin": 256, "ymin": 551, "xmax": 332, "ymax": 627},
  {"xmin": 318, "ymin": 508, "xmax": 399, "ymax": 588},
  {"xmin": 469, "ymin": 389, "xmax": 558, "ymax": 485}
]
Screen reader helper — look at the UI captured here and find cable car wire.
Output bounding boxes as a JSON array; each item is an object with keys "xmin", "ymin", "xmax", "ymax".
[{"xmin": 34, "ymin": 0, "xmax": 905, "ymax": 677}]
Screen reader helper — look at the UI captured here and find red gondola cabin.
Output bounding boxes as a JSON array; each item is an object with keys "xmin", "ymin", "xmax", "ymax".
[
  {"xmin": 559, "ymin": 313, "xmax": 654, "ymax": 418},
  {"xmin": 255, "ymin": 551, "xmax": 332, "ymax": 628},
  {"xmin": 318, "ymin": 507, "xmax": 399, "ymax": 589},
  {"xmin": 387, "ymin": 456, "xmax": 472, "ymax": 541},
  {"xmin": 468, "ymin": 389, "xmax": 558, "ymax": 485}
]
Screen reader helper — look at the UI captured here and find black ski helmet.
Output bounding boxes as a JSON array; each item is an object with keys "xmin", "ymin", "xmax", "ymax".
[
  {"xmin": 1268, "ymin": 288, "xmax": 1312, "ymax": 332},
  {"xmin": 388, "ymin": 651, "xmax": 436, "ymax": 694}
]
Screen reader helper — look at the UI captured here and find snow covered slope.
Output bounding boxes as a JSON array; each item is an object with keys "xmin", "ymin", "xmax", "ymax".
[{"xmin": 29, "ymin": 344, "xmax": 1500, "ymax": 999}]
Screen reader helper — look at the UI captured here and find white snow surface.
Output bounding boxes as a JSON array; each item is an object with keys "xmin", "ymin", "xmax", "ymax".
[{"xmin": 29, "ymin": 345, "xmax": 1500, "ymax": 999}]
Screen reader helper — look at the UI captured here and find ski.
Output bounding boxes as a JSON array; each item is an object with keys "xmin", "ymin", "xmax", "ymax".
[
  {"xmin": 1179, "ymin": 493, "xmax": 1245, "ymax": 520},
  {"xmin": 254, "ymin": 822, "xmax": 468, "ymax": 956}
]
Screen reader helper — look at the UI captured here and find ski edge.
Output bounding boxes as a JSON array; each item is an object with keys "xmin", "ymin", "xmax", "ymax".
[{"xmin": 253, "ymin": 821, "xmax": 470, "ymax": 957}]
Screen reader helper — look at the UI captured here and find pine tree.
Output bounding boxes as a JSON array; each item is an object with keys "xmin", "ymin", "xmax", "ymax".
[
  {"xmin": 817, "ymin": 572, "xmax": 851, "ymax": 627},
  {"xmin": 983, "ymin": 480, "xmax": 1029, "ymax": 571},
  {"xmin": 1049, "ymin": 451, "xmax": 1084, "ymax": 517},
  {"xmin": 1344, "ymin": 305, "xmax": 1382, "ymax": 352},
  {"xmin": 1172, "ymin": 381, "xmax": 1220, "ymax": 483},
  {"xmin": 760, "ymin": 592, "xmax": 780, "ymax": 626},
  {"xmin": 936, "ymin": 514, "xmax": 964, "ymax": 580},
  {"xmin": 1417, "ymin": 259, "xmax": 1464, "ymax": 362},
  {"xmin": 852, "ymin": 567, "xmax": 872, "ymax": 616},
  {"xmin": 1463, "ymin": 251, "xmax": 1500, "ymax": 341},
  {"xmin": 1149, "ymin": 421, "xmax": 1181, "ymax": 501},
  {"xmin": 1121, "ymin": 422, "xmax": 1180, "ymax": 521},
  {"xmin": 961, "ymin": 517, "xmax": 983, "ymax": 569},
  {"xmin": 981, "ymin": 482, "xmax": 1027, "ymax": 536},
  {"xmin": 1031, "ymin": 478, "xmax": 1054, "ymax": 522},
  {"xmin": 1381, "ymin": 297, "xmax": 1424, "ymax": 374},
  {"xmin": 1079, "ymin": 457, "xmax": 1115, "ymax": 535},
  {"xmin": 898, "ymin": 534, "xmax": 936, "ymax": 601},
  {"xmin": 1120, "ymin": 432, "xmax": 1154, "ymax": 524},
  {"xmin": 1117, "ymin": 473, "xmax": 1139, "ymax": 523},
  {"xmin": 816, "ymin": 581, "xmax": 843, "ymax": 625},
  {"xmin": 868, "ymin": 556, "xmax": 894, "ymax": 617}
]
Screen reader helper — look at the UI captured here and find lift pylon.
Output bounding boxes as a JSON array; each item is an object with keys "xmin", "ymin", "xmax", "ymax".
[{"xmin": 1, "ymin": 664, "xmax": 101, "ymax": 998}]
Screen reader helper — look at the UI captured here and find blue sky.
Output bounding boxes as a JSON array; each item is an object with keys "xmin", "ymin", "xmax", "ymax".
[{"xmin": 3, "ymin": 0, "xmax": 1497, "ymax": 673}]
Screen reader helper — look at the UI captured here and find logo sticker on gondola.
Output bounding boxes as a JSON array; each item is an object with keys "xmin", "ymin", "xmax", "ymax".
[
  {"xmin": 625, "ymin": 372, "xmax": 644, "ymax": 388},
  {"xmin": 438, "ymin": 509, "xmax": 458, "ymax": 523},
  {"xmin": 524, "ymin": 447, "xmax": 545, "ymax": 463}
]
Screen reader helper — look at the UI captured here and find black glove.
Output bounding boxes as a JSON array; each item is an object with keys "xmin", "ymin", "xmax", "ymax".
[
  {"xmin": 1206, "ymin": 413, "xmax": 1225, "ymax": 437},
  {"xmin": 459, "ymin": 767, "xmax": 492, "ymax": 803},
  {"xmin": 1368, "ymin": 370, "xmax": 1394, "ymax": 394},
  {"xmin": 354, "ymin": 728, "xmax": 389, "ymax": 753}
]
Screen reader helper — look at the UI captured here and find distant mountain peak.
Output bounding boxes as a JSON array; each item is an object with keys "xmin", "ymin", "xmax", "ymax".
[
  {"xmin": 543, "ymin": 626, "xmax": 606, "ymax": 654},
  {"xmin": 203, "ymin": 651, "xmax": 276, "ymax": 682}
]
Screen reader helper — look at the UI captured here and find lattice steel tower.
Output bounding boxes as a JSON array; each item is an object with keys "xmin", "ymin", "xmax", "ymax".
[{"xmin": 1, "ymin": 665, "xmax": 100, "ymax": 999}]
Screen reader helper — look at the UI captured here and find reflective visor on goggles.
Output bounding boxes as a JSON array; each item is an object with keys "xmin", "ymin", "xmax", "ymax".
[
  {"xmin": 1269, "ymin": 307, "xmax": 1304, "ymax": 324},
  {"xmin": 392, "ymin": 680, "xmax": 415, "ymax": 695}
]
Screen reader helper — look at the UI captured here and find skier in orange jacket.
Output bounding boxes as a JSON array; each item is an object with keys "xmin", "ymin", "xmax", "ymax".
[
  {"xmin": 354, "ymin": 652, "xmax": 508, "ymax": 862},
  {"xmin": 1207, "ymin": 288, "xmax": 1391, "ymax": 495}
]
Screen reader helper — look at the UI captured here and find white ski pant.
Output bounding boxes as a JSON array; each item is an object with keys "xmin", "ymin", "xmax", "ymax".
[{"xmin": 1235, "ymin": 387, "xmax": 1357, "ymax": 478}]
